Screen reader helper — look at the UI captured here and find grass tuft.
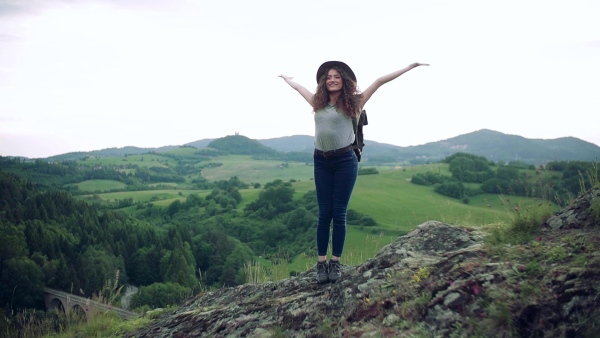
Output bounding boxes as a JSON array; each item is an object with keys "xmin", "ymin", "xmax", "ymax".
[{"xmin": 484, "ymin": 197, "xmax": 554, "ymax": 245}]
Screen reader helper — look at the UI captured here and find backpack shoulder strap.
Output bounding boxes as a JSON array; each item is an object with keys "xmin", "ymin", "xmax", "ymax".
[{"xmin": 351, "ymin": 110, "xmax": 367, "ymax": 162}]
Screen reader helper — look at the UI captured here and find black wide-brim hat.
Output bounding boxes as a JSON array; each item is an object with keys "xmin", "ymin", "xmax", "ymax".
[{"xmin": 316, "ymin": 61, "xmax": 356, "ymax": 83}]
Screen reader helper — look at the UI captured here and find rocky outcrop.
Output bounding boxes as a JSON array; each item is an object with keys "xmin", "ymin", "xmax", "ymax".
[
  {"xmin": 128, "ymin": 188, "xmax": 600, "ymax": 338},
  {"xmin": 543, "ymin": 188, "xmax": 599, "ymax": 230}
]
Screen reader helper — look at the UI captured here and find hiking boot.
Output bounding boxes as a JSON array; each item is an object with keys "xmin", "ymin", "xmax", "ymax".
[
  {"xmin": 328, "ymin": 260, "xmax": 342, "ymax": 283},
  {"xmin": 316, "ymin": 260, "xmax": 329, "ymax": 283}
]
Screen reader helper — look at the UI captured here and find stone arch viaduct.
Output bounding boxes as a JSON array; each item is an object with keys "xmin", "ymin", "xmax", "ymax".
[{"xmin": 43, "ymin": 287, "xmax": 138, "ymax": 320}]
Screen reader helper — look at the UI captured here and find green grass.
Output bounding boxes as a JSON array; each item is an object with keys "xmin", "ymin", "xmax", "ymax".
[
  {"xmin": 237, "ymin": 188, "xmax": 262, "ymax": 210},
  {"xmin": 65, "ymin": 179, "xmax": 127, "ymax": 192},
  {"xmin": 33, "ymin": 311, "xmax": 155, "ymax": 338},
  {"xmin": 286, "ymin": 228, "xmax": 398, "ymax": 273},
  {"xmin": 200, "ymin": 155, "xmax": 313, "ymax": 185},
  {"xmin": 78, "ymin": 185, "xmax": 263, "ymax": 209},
  {"xmin": 293, "ymin": 164, "xmax": 522, "ymax": 232},
  {"xmin": 285, "ymin": 164, "xmax": 559, "ymax": 273},
  {"xmin": 77, "ymin": 189, "xmax": 210, "ymax": 206}
]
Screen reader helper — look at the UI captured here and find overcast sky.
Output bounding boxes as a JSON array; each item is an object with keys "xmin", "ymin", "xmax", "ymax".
[{"xmin": 1, "ymin": 0, "xmax": 599, "ymax": 158}]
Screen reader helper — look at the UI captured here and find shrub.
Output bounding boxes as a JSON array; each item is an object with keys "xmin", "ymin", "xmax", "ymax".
[
  {"xmin": 411, "ymin": 172, "xmax": 450, "ymax": 186},
  {"xmin": 130, "ymin": 282, "xmax": 192, "ymax": 309},
  {"xmin": 411, "ymin": 175, "xmax": 432, "ymax": 186},
  {"xmin": 358, "ymin": 216, "xmax": 377, "ymax": 227},
  {"xmin": 358, "ymin": 167, "xmax": 379, "ymax": 175},
  {"xmin": 435, "ymin": 180, "xmax": 465, "ymax": 199}
]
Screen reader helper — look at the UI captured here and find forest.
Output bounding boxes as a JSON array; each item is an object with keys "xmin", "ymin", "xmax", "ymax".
[{"xmin": 1, "ymin": 173, "xmax": 318, "ymax": 310}]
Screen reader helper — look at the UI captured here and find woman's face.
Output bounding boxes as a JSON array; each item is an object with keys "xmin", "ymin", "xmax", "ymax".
[{"xmin": 325, "ymin": 68, "xmax": 343, "ymax": 93}]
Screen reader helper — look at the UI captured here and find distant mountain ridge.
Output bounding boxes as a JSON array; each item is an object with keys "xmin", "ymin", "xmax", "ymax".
[
  {"xmin": 262, "ymin": 129, "xmax": 600, "ymax": 164},
  {"xmin": 398, "ymin": 129, "xmax": 600, "ymax": 164},
  {"xmin": 44, "ymin": 129, "xmax": 600, "ymax": 165}
]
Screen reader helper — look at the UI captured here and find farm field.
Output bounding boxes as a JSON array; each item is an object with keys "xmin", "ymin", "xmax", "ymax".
[
  {"xmin": 200, "ymin": 155, "xmax": 314, "ymax": 185},
  {"xmin": 78, "ymin": 189, "xmax": 211, "ymax": 206},
  {"xmin": 66, "ymin": 179, "xmax": 127, "ymax": 192}
]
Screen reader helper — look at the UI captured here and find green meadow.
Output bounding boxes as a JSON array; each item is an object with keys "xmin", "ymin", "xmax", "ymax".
[
  {"xmin": 199, "ymin": 155, "xmax": 314, "ymax": 185},
  {"xmin": 84, "ymin": 158, "xmax": 555, "ymax": 273},
  {"xmin": 285, "ymin": 164, "xmax": 547, "ymax": 271},
  {"xmin": 67, "ymin": 179, "xmax": 127, "ymax": 192},
  {"xmin": 79, "ymin": 189, "xmax": 210, "ymax": 206}
]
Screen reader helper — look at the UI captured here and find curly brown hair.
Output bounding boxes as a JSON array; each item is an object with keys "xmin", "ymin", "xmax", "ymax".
[{"xmin": 312, "ymin": 67, "xmax": 361, "ymax": 118}]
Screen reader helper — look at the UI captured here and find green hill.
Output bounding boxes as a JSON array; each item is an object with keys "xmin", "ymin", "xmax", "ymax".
[
  {"xmin": 40, "ymin": 129, "xmax": 600, "ymax": 166},
  {"xmin": 207, "ymin": 135, "xmax": 278, "ymax": 156}
]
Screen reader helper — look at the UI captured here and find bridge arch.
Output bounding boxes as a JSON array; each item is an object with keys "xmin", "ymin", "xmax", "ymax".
[
  {"xmin": 45, "ymin": 296, "xmax": 65, "ymax": 313},
  {"xmin": 43, "ymin": 287, "xmax": 137, "ymax": 321},
  {"xmin": 70, "ymin": 304, "xmax": 87, "ymax": 322}
]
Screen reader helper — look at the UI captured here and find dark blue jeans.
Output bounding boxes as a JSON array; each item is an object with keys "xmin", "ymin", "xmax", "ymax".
[{"xmin": 313, "ymin": 149, "xmax": 358, "ymax": 257}]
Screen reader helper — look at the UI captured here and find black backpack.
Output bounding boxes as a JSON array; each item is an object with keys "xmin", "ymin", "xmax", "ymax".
[{"xmin": 351, "ymin": 110, "xmax": 368, "ymax": 162}]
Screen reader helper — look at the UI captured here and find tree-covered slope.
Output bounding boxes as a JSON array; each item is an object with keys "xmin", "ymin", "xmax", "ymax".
[{"xmin": 207, "ymin": 135, "xmax": 278, "ymax": 156}]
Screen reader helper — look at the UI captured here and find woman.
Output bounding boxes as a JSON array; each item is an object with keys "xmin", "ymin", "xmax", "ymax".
[{"xmin": 279, "ymin": 61, "xmax": 429, "ymax": 283}]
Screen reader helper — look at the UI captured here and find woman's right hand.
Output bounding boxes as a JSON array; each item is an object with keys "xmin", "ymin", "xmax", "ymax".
[
  {"xmin": 278, "ymin": 74, "xmax": 314, "ymax": 105},
  {"xmin": 278, "ymin": 74, "xmax": 294, "ymax": 82}
]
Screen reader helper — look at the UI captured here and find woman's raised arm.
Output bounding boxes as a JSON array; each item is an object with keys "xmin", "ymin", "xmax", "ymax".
[
  {"xmin": 360, "ymin": 62, "xmax": 429, "ymax": 109},
  {"xmin": 279, "ymin": 74, "xmax": 314, "ymax": 106}
]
